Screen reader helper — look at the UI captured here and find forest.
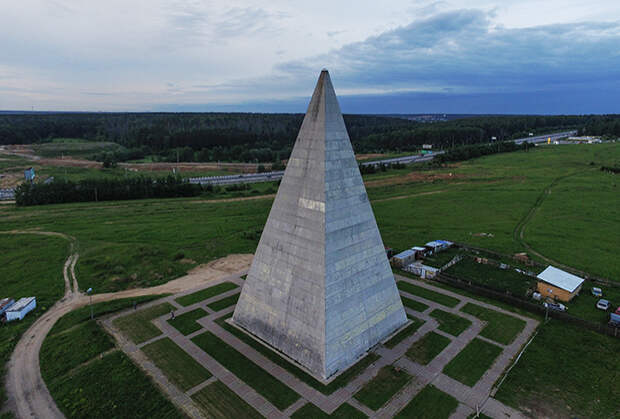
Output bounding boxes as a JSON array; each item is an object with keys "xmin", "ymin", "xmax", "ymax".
[{"xmin": 1, "ymin": 112, "xmax": 617, "ymax": 163}]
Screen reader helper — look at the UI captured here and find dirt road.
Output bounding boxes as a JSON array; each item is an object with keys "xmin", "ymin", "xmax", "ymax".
[{"xmin": 2, "ymin": 230, "xmax": 252, "ymax": 419}]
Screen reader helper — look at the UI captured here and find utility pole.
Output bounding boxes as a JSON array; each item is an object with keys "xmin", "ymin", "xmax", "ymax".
[{"xmin": 87, "ymin": 288, "xmax": 93, "ymax": 319}]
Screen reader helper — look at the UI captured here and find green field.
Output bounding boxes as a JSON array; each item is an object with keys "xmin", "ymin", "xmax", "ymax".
[
  {"xmin": 444, "ymin": 257, "xmax": 536, "ymax": 297},
  {"xmin": 0, "ymin": 234, "xmax": 68, "ymax": 411},
  {"xmin": 291, "ymin": 403, "xmax": 367, "ymax": 419},
  {"xmin": 112, "ymin": 303, "xmax": 174, "ymax": 343},
  {"xmin": 443, "ymin": 338, "xmax": 503, "ymax": 386},
  {"xmin": 206, "ymin": 293, "xmax": 239, "ymax": 311},
  {"xmin": 405, "ymin": 331, "xmax": 451, "ymax": 365},
  {"xmin": 429, "ymin": 309, "xmax": 472, "ymax": 336},
  {"xmin": 395, "ymin": 385, "xmax": 459, "ymax": 419},
  {"xmin": 141, "ymin": 337, "xmax": 211, "ymax": 391},
  {"xmin": 495, "ymin": 321, "xmax": 620, "ymax": 418},
  {"xmin": 401, "ymin": 296, "xmax": 429, "ymax": 312},
  {"xmin": 192, "ymin": 380, "xmax": 262, "ymax": 418},
  {"xmin": 397, "ymin": 281, "xmax": 460, "ymax": 307},
  {"xmin": 191, "ymin": 330, "xmax": 300, "ymax": 409},
  {"xmin": 39, "ymin": 297, "xmax": 182, "ymax": 419},
  {"xmin": 461, "ymin": 303, "xmax": 526, "ymax": 345},
  {"xmin": 167, "ymin": 308, "xmax": 207, "ymax": 335},
  {"xmin": 354, "ymin": 366, "xmax": 411, "ymax": 410},
  {"xmin": 175, "ymin": 282, "xmax": 239, "ymax": 306},
  {"xmin": 40, "ymin": 321, "xmax": 115, "ymax": 381},
  {"xmin": 384, "ymin": 317, "xmax": 424, "ymax": 349}
]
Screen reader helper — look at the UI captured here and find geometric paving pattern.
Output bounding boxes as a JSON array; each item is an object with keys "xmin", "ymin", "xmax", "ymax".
[{"xmin": 103, "ymin": 273, "xmax": 538, "ymax": 418}]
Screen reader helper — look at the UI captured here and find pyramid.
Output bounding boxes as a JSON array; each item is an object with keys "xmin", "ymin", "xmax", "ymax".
[{"xmin": 232, "ymin": 70, "xmax": 406, "ymax": 380}]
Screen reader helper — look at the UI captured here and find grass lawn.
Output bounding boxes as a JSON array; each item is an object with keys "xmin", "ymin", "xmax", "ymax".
[
  {"xmin": 167, "ymin": 308, "xmax": 207, "ymax": 335},
  {"xmin": 40, "ymin": 320, "xmax": 115, "ymax": 382},
  {"xmin": 214, "ymin": 313, "xmax": 379, "ymax": 395},
  {"xmin": 192, "ymin": 380, "xmax": 263, "ymax": 419},
  {"xmin": 430, "ymin": 309, "xmax": 472, "ymax": 336},
  {"xmin": 406, "ymin": 332, "xmax": 451, "ymax": 365},
  {"xmin": 0, "ymin": 234, "xmax": 68, "ymax": 411},
  {"xmin": 112, "ymin": 303, "xmax": 174, "ymax": 344},
  {"xmin": 354, "ymin": 366, "xmax": 411, "ymax": 410},
  {"xmin": 49, "ymin": 351, "xmax": 182, "ymax": 418},
  {"xmin": 422, "ymin": 247, "xmax": 464, "ymax": 269},
  {"xmin": 384, "ymin": 318, "xmax": 424, "ymax": 349},
  {"xmin": 461, "ymin": 303, "xmax": 526, "ymax": 345},
  {"xmin": 401, "ymin": 296, "xmax": 429, "ymax": 312},
  {"xmin": 397, "ymin": 281, "xmax": 460, "ymax": 308},
  {"xmin": 52, "ymin": 296, "xmax": 165, "ymax": 335},
  {"xmin": 395, "ymin": 385, "xmax": 459, "ymax": 419},
  {"xmin": 191, "ymin": 331, "xmax": 300, "ymax": 409},
  {"xmin": 444, "ymin": 257, "xmax": 535, "ymax": 297},
  {"xmin": 495, "ymin": 321, "xmax": 620, "ymax": 418},
  {"xmin": 206, "ymin": 293, "xmax": 239, "ymax": 311},
  {"xmin": 567, "ymin": 285, "xmax": 620, "ymax": 324},
  {"xmin": 141, "ymin": 337, "xmax": 211, "ymax": 391},
  {"xmin": 443, "ymin": 338, "xmax": 503, "ymax": 386},
  {"xmin": 291, "ymin": 403, "xmax": 367, "ymax": 419},
  {"xmin": 175, "ymin": 282, "xmax": 238, "ymax": 307}
]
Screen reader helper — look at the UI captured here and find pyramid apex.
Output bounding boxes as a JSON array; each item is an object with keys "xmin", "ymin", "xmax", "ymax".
[{"xmin": 321, "ymin": 68, "xmax": 329, "ymax": 72}]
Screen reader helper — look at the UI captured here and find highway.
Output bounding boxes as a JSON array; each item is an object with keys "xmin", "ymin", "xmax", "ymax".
[{"xmin": 188, "ymin": 130, "xmax": 576, "ymax": 186}]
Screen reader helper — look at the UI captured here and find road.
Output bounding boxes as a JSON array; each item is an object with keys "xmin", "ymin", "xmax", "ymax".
[
  {"xmin": 2, "ymin": 229, "xmax": 252, "ymax": 419},
  {"xmin": 187, "ymin": 130, "xmax": 576, "ymax": 186}
]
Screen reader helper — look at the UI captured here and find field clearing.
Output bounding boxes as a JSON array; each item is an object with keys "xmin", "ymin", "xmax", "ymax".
[
  {"xmin": 353, "ymin": 366, "xmax": 411, "ymax": 410},
  {"xmin": 495, "ymin": 321, "xmax": 620, "ymax": 418},
  {"xmin": 167, "ymin": 308, "xmax": 207, "ymax": 335},
  {"xmin": 0, "ymin": 234, "xmax": 68, "ymax": 410},
  {"xmin": 395, "ymin": 385, "xmax": 458, "ymax": 419},
  {"xmin": 442, "ymin": 338, "xmax": 503, "ymax": 386},
  {"xmin": 461, "ymin": 303, "xmax": 526, "ymax": 345},
  {"xmin": 112, "ymin": 302, "xmax": 174, "ymax": 343},
  {"xmin": 141, "ymin": 337, "xmax": 212, "ymax": 391},
  {"xmin": 191, "ymin": 380, "xmax": 262, "ymax": 418},
  {"xmin": 429, "ymin": 309, "xmax": 472, "ymax": 336},
  {"xmin": 405, "ymin": 331, "xmax": 451, "ymax": 365}
]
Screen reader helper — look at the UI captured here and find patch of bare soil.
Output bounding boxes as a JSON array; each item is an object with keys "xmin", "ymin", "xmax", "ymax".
[
  {"xmin": 355, "ymin": 153, "xmax": 386, "ymax": 161},
  {"xmin": 365, "ymin": 171, "xmax": 465, "ymax": 188}
]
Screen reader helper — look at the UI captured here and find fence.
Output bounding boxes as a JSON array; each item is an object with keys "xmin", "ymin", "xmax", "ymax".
[
  {"xmin": 453, "ymin": 242, "xmax": 620, "ymax": 289},
  {"xmin": 0, "ymin": 188, "xmax": 15, "ymax": 200},
  {"xmin": 436, "ymin": 273, "xmax": 620, "ymax": 339}
]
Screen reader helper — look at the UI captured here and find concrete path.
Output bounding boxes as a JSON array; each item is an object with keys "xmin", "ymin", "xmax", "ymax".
[{"xmin": 104, "ymin": 273, "xmax": 538, "ymax": 418}]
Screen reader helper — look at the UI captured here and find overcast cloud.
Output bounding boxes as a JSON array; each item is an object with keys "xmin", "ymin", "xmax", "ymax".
[{"xmin": 1, "ymin": 1, "xmax": 619, "ymax": 113}]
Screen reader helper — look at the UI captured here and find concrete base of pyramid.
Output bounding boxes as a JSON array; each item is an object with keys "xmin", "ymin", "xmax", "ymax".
[{"xmin": 226, "ymin": 316, "xmax": 415, "ymax": 384}]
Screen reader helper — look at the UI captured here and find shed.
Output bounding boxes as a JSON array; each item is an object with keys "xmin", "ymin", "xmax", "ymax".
[
  {"xmin": 411, "ymin": 246, "xmax": 427, "ymax": 259},
  {"xmin": 536, "ymin": 266, "xmax": 584, "ymax": 302},
  {"xmin": 5, "ymin": 297, "xmax": 36, "ymax": 322},
  {"xmin": 424, "ymin": 240, "xmax": 452, "ymax": 255},
  {"xmin": 0, "ymin": 298, "xmax": 15, "ymax": 316},
  {"xmin": 392, "ymin": 249, "xmax": 416, "ymax": 268}
]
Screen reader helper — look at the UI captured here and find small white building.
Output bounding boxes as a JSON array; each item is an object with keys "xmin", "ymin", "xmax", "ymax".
[
  {"xmin": 392, "ymin": 249, "xmax": 417, "ymax": 268},
  {"xmin": 5, "ymin": 297, "xmax": 36, "ymax": 322}
]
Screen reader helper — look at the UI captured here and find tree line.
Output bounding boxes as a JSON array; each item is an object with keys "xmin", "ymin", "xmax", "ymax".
[
  {"xmin": 15, "ymin": 176, "xmax": 201, "ymax": 206},
  {"xmin": 1, "ymin": 112, "xmax": 615, "ymax": 164}
]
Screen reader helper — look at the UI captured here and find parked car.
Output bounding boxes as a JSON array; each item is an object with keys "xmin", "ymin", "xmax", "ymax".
[
  {"xmin": 532, "ymin": 292, "xmax": 542, "ymax": 301},
  {"xmin": 591, "ymin": 287, "xmax": 603, "ymax": 297},
  {"xmin": 543, "ymin": 302, "xmax": 567, "ymax": 312},
  {"xmin": 596, "ymin": 299, "xmax": 610, "ymax": 311}
]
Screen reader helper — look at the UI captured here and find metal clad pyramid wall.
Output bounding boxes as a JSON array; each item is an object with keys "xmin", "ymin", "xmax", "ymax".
[{"xmin": 232, "ymin": 70, "xmax": 406, "ymax": 379}]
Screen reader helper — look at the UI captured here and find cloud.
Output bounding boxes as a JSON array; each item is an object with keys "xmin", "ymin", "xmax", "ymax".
[{"xmin": 274, "ymin": 9, "xmax": 620, "ymax": 98}]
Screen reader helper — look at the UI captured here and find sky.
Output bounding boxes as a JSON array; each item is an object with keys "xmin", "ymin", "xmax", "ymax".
[{"xmin": 1, "ymin": 0, "xmax": 619, "ymax": 114}]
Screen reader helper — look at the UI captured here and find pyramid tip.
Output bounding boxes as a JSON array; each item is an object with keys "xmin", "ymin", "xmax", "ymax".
[{"xmin": 321, "ymin": 68, "xmax": 329, "ymax": 73}]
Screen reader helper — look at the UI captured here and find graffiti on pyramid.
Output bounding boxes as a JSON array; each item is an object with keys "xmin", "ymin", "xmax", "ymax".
[{"xmin": 232, "ymin": 69, "xmax": 407, "ymax": 380}]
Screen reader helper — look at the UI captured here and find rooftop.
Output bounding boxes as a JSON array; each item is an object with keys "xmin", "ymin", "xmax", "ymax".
[
  {"xmin": 7, "ymin": 297, "xmax": 35, "ymax": 312},
  {"xmin": 537, "ymin": 266, "xmax": 584, "ymax": 293},
  {"xmin": 394, "ymin": 249, "xmax": 415, "ymax": 259}
]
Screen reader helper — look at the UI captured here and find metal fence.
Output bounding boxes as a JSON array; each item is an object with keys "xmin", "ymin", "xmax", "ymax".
[
  {"xmin": 437, "ymin": 273, "xmax": 620, "ymax": 339},
  {"xmin": 0, "ymin": 188, "xmax": 15, "ymax": 200}
]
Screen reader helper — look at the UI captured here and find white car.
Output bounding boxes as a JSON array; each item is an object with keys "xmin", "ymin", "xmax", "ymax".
[
  {"xmin": 543, "ymin": 302, "xmax": 567, "ymax": 312},
  {"xmin": 591, "ymin": 287, "xmax": 603, "ymax": 297},
  {"xmin": 596, "ymin": 299, "xmax": 610, "ymax": 311}
]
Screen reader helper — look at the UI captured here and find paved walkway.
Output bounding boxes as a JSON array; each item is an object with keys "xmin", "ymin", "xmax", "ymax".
[{"xmin": 105, "ymin": 273, "xmax": 538, "ymax": 418}]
